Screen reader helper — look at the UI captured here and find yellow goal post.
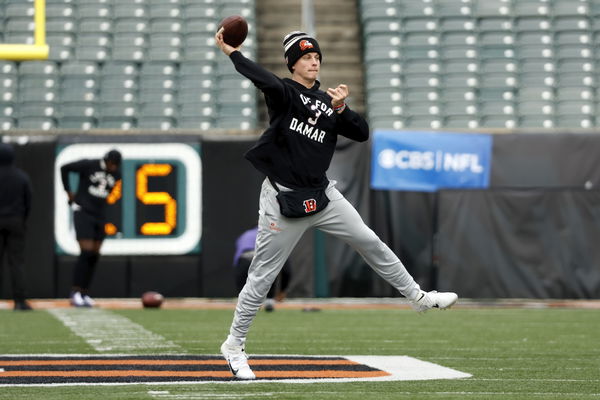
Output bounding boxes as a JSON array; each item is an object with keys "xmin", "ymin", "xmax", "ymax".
[{"xmin": 0, "ymin": 0, "xmax": 49, "ymax": 60}]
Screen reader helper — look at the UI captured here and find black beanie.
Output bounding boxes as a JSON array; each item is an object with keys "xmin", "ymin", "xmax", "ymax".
[
  {"xmin": 283, "ymin": 31, "xmax": 322, "ymax": 73},
  {"xmin": 104, "ymin": 149, "xmax": 122, "ymax": 166}
]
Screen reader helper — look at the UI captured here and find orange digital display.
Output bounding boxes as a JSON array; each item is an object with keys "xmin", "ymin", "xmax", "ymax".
[{"xmin": 135, "ymin": 163, "xmax": 177, "ymax": 235}]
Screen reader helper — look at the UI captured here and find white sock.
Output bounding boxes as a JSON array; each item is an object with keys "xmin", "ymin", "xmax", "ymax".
[{"xmin": 227, "ymin": 334, "xmax": 245, "ymax": 346}]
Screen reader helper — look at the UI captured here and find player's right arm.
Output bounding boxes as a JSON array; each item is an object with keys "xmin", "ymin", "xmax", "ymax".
[
  {"xmin": 215, "ymin": 28, "xmax": 287, "ymax": 105},
  {"xmin": 60, "ymin": 160, "xmax": 86, "ymax": 204}
]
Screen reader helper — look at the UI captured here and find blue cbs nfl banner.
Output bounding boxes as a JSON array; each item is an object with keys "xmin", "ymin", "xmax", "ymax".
[{"xmin": 371, "ymin": 130, "xmax": 493, "ymax": 192}]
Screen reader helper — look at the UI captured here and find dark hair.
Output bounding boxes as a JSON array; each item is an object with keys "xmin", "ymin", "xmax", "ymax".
[{"xmin": 104, "ymin": 149, "xmax": 122, "ymax": 165}]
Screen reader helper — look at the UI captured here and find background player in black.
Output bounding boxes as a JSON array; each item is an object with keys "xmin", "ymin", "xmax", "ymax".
[
  {"xmin": 215, "ymin": 29, "xmax": 458, "ymax": 380},
  {"xmin": 60, "ymin": 149, "xmax": 122, "ymax": 307},
  {"xmin": 0, "ymin": 143, "xmax": 33, "ymax": 311}
]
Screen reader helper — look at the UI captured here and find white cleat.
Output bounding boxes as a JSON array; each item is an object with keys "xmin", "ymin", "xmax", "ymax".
[
  {"xmin": 411, "ymin": 290, "xmax": 458, "ymax": 312},
  {"xmin": 82, "ymin": 295, "xmax": 96, "ymax": 307},
  {"xmin": 70, "ymin": 292, "xmax": 87, "ymax": 308},
  {"xmin": 220, "ymin": 341, "xmax": 256, "ymax": 380}
]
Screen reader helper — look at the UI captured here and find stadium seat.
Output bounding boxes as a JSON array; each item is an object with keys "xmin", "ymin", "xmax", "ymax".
[
  {"xmin": 75, "ymin": 46, "xmax": 110, "ymax": 62},
  {"xmin": 369, "ymin": 116, "xmax": 405, "ymax": 130},
  {"xmin": 480, "ymin": 59, "xmax": 515, "ymax": 74},
  {"xmin": 519, "ymin": 115, "xmax": 554, "ymax": 128},
  {"xmin": 518, "ymin": 87, "xmax": 554, "ymax": 101},
  {"xmin": 178, "ymin": 116, "xmax": 214, "ymax": 130},
  {"xmin": 182, "ymin": 4, "xmax": 216, "ymax": 20},
  {"xmin": 46, "ymin": 3, "xmax": 74, "ymax": 19},
  {"xmin": 443, "ymin": 87, "xmax": 477, "ymax": 107},
  {"xmin": 445, "ymin": 115, "xmax": 479, "ymax": 129},
  {"xmin": 139, "ymin": 102, "xmax": 178, "ymax": 118},
  {"xmin": 553, "ymin": 0, "xmax": 589, "ymax": 17},
  {"xmin": 478, "ymin": 16, "xmax": 512, "ymax": 32},
  {"xmin": 114, "ymin": 18, "xmax": 149, "ymax": 34},
  {"xmin": 512, "ymin": 1, "xmax": 550, "ymax": 17},
  {"xmin": 0, "ymin": 61, "xmax": 18, "ymax": 77},
  {"xmin": 441, "ymin": 31, "xmax": 475, "ymax": 46},
  {"xmin": 556, "ymin": 87, "xmax": 593, "ymax": 102},
  {"xmin": 137, "ymin": 116, "xmax": 176, "ymax": 130},
  {"xmin": 58, "ymin": 117, "xmax": 96, "ymax": 130},
  {"xmin": 18, "ymin": 117, "xmax": 57, "ymax": 130},
  {"xmin": 150, "ymin": 18, "xmax": 183, "ymax": 34},
  {"xmin": 96, "ymin": 117, "xmax": 135, "ymax": 130},
  {"xmin": 60, "ymin": 102, "xmax": 98, "ymax": 119},
  {"xmin": 77, "ymin": 4, "xmax": 112, "ymax": 19},
  {"xmin": 479, "ymin": 31, "xmax": 515, "ymax": 47},
  {"xmin": 443, "ymin": 100, "xmax": 477, "ymax": 116},
  {"xmin": 472, "ymin": 0, "xmax": 511, "ymax": 17},
  {"xmin": 553, "ymin": 16, "xmax": 590, "ymax": 31},
  {"xmin": 514, "ymin": 16, "xmax": 550, "ymax": 32},
  {"xmin": 60, "ymin": 61, "xmax": 100, "ymax": 77},
  {"xmin": 102, "ymin": 61, "xmax": 139, "ymax": 78},
  {"xmin": 141, "ymin": 61, "xmax": 177, "ymax": 77},
  {"xmin": 436, "ymin": 0, "xmax": 472, "ymax": 18},
  {"xmin": 366, "ymin": 88, "xmax": 403, "ymax": 105},
  {"xmin": 518, "ymin": 100, "xmax": 554, "ymax": 118},
  {"xmin": 405, "ymin": 115, "xmax": 443, "ymax": 129},
  {"xmin": 480, "ymin": 115, "xmax": 516, "ymax": 129},
  {"xmin": 19, "ymin": 61, "xmax": 59, "ymax": 77},
  {"xmin": 17, "ymin": 102, "xmax": 58, "ymax": 119},
  {"xmin": 401, "ymin": 17, "xmax": 436, "ymax": 32},
  {"xmin": 113, "ymin": 4, "xmax": 148, "ymax": 19},
  {"xmin": 478, "ymin": 100, "xmax": 515, "ymax": 118},
  {"xmin": 362, "ymin": 18, "xmax": 401, "ymax": 36},
  {"xmin": 220, "ymin": 5, "xmax": 255, "ymax": 22},
  {"xmin": 46, "ymin": 18, "xmax": 77, "ymax": 35},
  {"xmin": 5, "ymin": 3, "xmax": 35, "ymax": 18},
  {"xmin": 183, "ymin": 17, "xmax": 218, "ymax": 35},
  {"xmin": 78, "ymin": 17, "xmax": 113, "ymax": 34},
  {"xmin": 0, "ymin": 117, "xmax": 17, "ymax": 131},
  {"xmin": 149, "ymin": 4, "xmax": 181, "ymax": 19}
]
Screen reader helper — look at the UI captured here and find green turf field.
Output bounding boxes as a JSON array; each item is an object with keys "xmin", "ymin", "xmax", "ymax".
[{"xmin": 0, "ymin": 305, "xmax": 599, "ymax": 399}]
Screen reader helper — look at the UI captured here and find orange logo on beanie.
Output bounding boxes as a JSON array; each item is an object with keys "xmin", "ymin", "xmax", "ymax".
[{"xmin": 299, "ymin": 40, "xmax": 314, "ymax": 51}]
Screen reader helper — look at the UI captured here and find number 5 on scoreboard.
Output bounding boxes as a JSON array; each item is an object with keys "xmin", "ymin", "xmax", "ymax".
[{"xmin": 136, "ymin": 163, "xmax": 177, "ymax": 235}]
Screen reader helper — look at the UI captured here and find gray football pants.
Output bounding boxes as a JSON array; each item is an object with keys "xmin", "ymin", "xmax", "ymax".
[{"xmin": 229, "ymin": 178, "xmax": 421, "ymax": 339}]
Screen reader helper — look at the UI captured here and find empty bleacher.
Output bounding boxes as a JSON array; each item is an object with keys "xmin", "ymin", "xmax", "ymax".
[
  {"xmin": 0, "ymin": 0, "xmax": 257, "ymax": 131},
  {"xmin": 360, "ymin": 0, "xmax": 600, "ymax": 130}
]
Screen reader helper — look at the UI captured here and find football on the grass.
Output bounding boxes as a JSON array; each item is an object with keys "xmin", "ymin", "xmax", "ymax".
[
  {"xmin": 218, "ymin": 15, "xmax": 248, "ymax": 47},
  {"xmin": 141, "ymin": 291, "xmax": 164, "ymax": 308}
]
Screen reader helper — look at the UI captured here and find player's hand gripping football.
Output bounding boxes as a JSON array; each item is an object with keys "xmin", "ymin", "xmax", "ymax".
[
  {"xmin": 327, "ymin": 84, "xmax": 349, "ymax": 109},
  {"xmin": 215, "ymin": 27, "xmax": 241, "ymax": 56}
]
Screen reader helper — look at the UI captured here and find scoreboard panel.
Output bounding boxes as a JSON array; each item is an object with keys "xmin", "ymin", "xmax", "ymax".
[{"xmin": 54, "ymin": 143, "xmax": 201, "ymax": 255}]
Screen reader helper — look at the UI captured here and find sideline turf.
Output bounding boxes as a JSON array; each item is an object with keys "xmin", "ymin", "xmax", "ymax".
[{"xmin": 0, "ymin": 307, "xmax": 598, "ymax": 399}]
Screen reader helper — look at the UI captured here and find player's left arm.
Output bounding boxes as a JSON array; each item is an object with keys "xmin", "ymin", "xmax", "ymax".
[{"xmin": 328, "ymin": 84, "xmax": 369, "ymax": 142}]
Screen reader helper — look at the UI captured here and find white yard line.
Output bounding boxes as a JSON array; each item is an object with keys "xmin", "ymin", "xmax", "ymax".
[
  {"xmin": 146, "ymin": 390, "xmax": 600, "ymax": 399},
  {"xmin": 47, "ymin": 308, "xmax": 184, "ymax": 353},
  {"xmin": 148, "ymin": 392, "xmax": 277, "ymax": 399}
]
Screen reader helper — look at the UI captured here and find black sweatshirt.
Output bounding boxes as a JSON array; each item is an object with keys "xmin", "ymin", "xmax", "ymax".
[
  {"xmin": 0, "ymin": 144, "xmax": 32, "ymax": 219},
  {"xmin": 229, "ymin": 51, "xmax": 369, "ymax": 189},
  {"xmin": 60, "ymin": 159, "xmax": 121, "ymax": 218}
]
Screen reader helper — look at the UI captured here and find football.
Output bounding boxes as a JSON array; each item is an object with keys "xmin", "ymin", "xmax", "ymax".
[
  {"xmin": 218, "ymin": 15, "xmax": 248, "ymax": 47},
  {"xmin": 141, "ymin": 291, "xmax": 164, "ymax": 308}
]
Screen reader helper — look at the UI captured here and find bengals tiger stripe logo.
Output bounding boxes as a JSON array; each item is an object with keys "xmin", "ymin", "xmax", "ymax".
[{"xmin": 299, "ymin": 40, "xmax": 314, "ymax": 51}]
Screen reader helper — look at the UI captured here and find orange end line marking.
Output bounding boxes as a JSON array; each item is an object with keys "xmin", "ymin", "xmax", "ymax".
[
  {"xmin": 1, "ymin": 370, "xmax": 390, "ymax": 378},
  {"xmin": 0, "ymin": 359, "xmax": 358, "ymax": 367}
]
